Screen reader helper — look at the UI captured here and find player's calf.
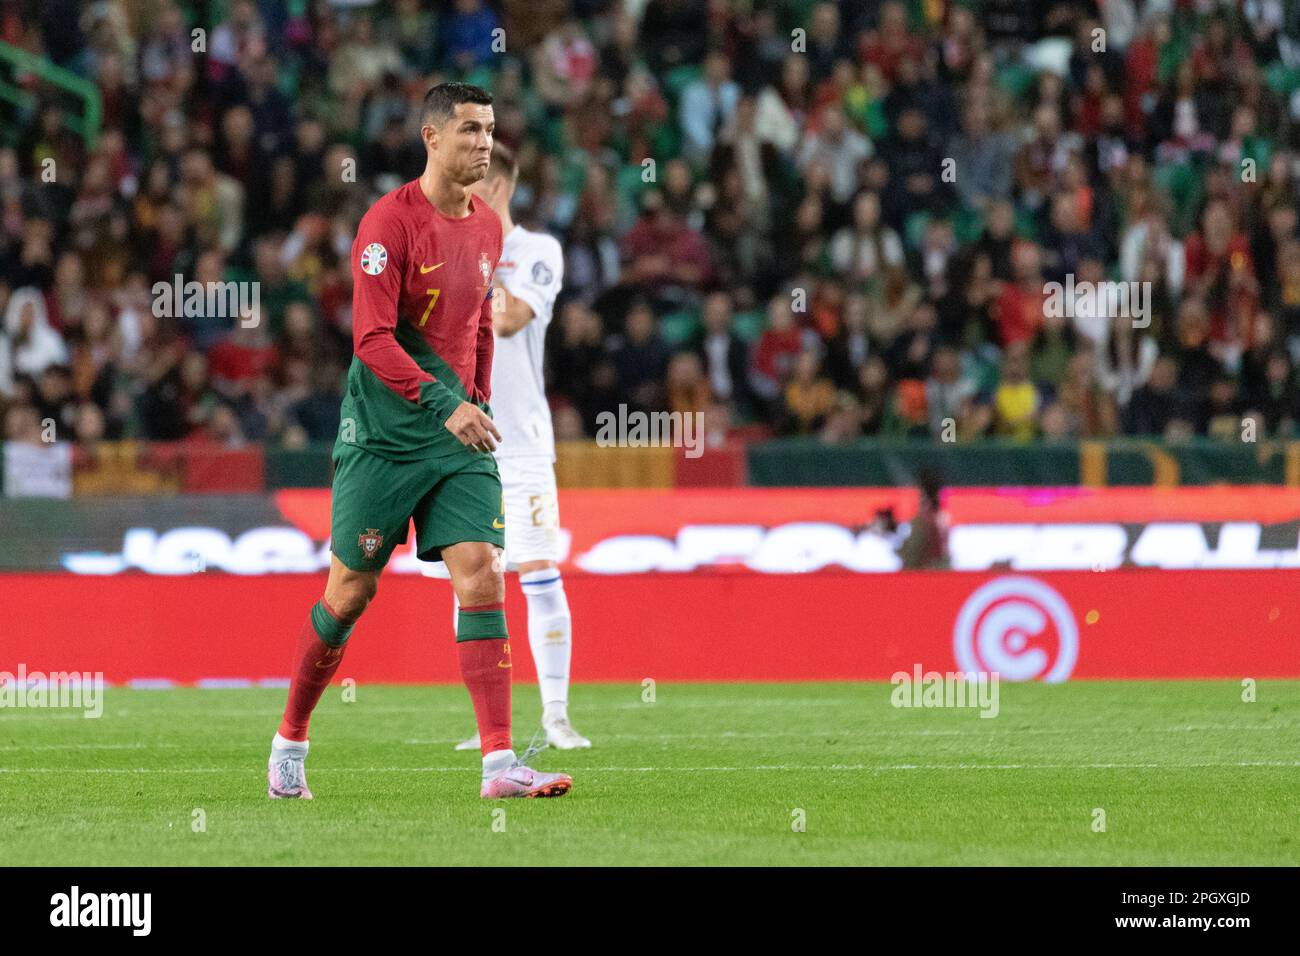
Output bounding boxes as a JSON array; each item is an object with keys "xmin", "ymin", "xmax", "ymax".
[
  {"xmin": 444, "ymin": 540, "xmax": 523, "ymax": 787},
  {"xmin": 268, "ymin": 557, "xmax": 376, "ymax": 798},
  {"xmin": 277, "ymin": 595, "xmax": 356, "ymax": 744}
]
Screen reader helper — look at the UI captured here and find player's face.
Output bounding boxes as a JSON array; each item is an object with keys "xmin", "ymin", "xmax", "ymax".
[{"xmin": 429, "ymin": 103, "xmax": 495, "ymax": 186}]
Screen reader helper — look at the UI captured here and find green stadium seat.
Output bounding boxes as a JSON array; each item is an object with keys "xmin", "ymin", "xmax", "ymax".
[
  {"xmin": 1264, "ymin": 62, "xmax": 1300, "ymax": 96},
  {"xmin": 952, "ymin": 207, "xmax": 985, "ymax": 245},
  {"xmin": 1013, "ymin": 206, "xmax": 1038, "ymax": 241},
  {"xmin": 732, "ymin": 309, "xmax": 766, "ymax": 343},
  {"xmin": 904, "ymin": 210, "xmax": 931, "ymax": 250},
  {"xmin": 663, "ymin": 65, "xmax": 702, "ymax": 105},
  {"xmin": 995, "ymin": 62, "xmax": 1038, "ymax": 103},
  {"xmin": 659, "ymin": 310, "xmax": 700, "ymax": 346},
  {"xmin": 652, "ymin": 121, "xmax": 681, "ymax": 159},
  {"xmin": 1152, "ymin": 161, "xmax": 1203, "ymax": 237},
  {"xmin": 616, "ymin": 163, "xmax": 649, "ymax": 210}
]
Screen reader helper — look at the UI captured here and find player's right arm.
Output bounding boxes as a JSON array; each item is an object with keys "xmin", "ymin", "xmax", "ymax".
[
  {"xmin": 490, "ymin": 285, "xmax": 536, "ymax": 338},
  {"xmin": 351, "ymin": 207, "xmax": 498, "ymax": 451},
  {"xmin": 492, "ymin": 237, "xmax": 564, "ymax": 338}
]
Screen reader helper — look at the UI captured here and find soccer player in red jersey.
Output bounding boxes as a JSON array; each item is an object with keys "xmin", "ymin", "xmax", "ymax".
[{"xmin": 265, "ymin": 82, "xmax": 572, "ymax": 800}]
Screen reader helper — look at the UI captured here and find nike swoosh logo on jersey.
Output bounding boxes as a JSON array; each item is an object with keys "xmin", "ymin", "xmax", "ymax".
[
  {"xmin": 419, "ymin": 262, "xmax": 445, "ymax": 274},
  {"xmin": 492, "ymin": 518, "xmax": 505, "ymax": 530}
]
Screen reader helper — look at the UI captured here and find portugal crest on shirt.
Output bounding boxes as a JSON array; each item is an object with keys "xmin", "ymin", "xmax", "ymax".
[
  {"xmin": 358, "ymin": 528, "xmax": 384, "ymax": 558},
  {"xmin": 479, "ymin": 251, "xmax": 492, "ymax": 289},
  {"xmin": 360, "ymin": 243, "xmax": 387, "ymax": 276}
]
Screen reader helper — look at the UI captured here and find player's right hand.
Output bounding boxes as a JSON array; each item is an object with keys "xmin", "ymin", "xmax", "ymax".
[{"xmin": 445, "ymin": 401, "xmax": 502, "ymax": 454}]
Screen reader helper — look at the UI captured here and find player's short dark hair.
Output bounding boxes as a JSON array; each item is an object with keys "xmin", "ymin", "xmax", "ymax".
[
  {"xmin": 421, "ymin": 82, "xmax": 493, "ymax": 127},
  {"xmin": 487, "ymin": 141, "xmax": 517, "ymax": 183}
]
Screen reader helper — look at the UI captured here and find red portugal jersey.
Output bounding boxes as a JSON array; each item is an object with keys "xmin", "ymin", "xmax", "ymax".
[{"xmin": 338, "ymin": 179, "xmax": 503, "ymax": 460}]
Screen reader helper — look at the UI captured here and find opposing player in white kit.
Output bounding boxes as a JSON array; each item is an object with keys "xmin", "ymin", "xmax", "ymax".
[{"xmin": 448, "ymin": 142, "xmax": 590, "ymax": 750}]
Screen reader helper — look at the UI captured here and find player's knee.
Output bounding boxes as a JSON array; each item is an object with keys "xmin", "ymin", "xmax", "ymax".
[
  {"xmin": 328, "ymin": 576, "xmax": 378, "ymax": 622},
  {"xmin": 457, "ymin": 557, "xmax": 504, "ymax": 607}
]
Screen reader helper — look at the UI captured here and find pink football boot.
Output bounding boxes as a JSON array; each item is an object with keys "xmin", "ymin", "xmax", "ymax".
[
  {"xmin": 480, "ymin": 763, "xmax": 573, "ymax": 799},
  {"xmin": 267, "ymin": 752, "xmax": 313, "ymax": 800}
]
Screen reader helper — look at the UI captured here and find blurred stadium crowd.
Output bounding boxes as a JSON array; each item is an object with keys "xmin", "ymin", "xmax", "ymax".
[{"xmin": 4, "ymin": 0, "xmax": 1300, "ymax": 453}]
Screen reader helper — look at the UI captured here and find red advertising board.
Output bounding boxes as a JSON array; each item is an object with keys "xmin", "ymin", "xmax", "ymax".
[
  {"xmin": 5, "ymin": 568, "xmax": 1297, "ymax": 683},
  {"xmin": 5, "ymin": 486, "xmax": 1299, "ymax": 682}
]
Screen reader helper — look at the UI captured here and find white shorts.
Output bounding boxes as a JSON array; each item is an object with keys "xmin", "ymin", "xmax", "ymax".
[
  {"xmin": 498, "ymin": 454, "xmax": 562, "ymax": 568},
  {"xmin": 424, "ymin": 454, "xmax": 561, "ymax": 579}
]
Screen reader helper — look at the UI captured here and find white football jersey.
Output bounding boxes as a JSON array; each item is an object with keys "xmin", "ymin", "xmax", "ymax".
[{"xmin": 490, "ymin": 225, "xmax": 564, "ymax": 460}]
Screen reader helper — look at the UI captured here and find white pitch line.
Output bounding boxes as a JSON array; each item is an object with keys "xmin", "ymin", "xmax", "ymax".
[
  {"xmin": 399, "ymin": 724, "xmax": 1293, "ymax": 745},
  {"xmin": 0, "ymin": 705, "xmax": 477, "ymax": 720},
  {"xmin": 0, "ymin": 743, "xmax": 178, "ymax": 752},
  {"xmin": 0, "ymin": 713, "xmax": 93, "ymax": 720},
  {"xmin": 2, "ymin": 760, "xmax": 1298, "ymax": 775},
  {"xmin": 611, "ymin": 700, "xmax": 855, "ymax": 710}
]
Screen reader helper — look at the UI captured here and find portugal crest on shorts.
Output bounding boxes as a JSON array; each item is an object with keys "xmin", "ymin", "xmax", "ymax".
[{"xmin": 358, "ymin": 528, "xmax": 384, "ymax": 558}]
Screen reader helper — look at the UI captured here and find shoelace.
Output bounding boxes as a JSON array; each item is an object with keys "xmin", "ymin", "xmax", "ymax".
[
  {"xmin": 516, "ymin": 724, "xmax": 549, "ymax": 767},
  {"xmin": 275, "ymin": 758, "xmax": 305, "ymax": 790}
]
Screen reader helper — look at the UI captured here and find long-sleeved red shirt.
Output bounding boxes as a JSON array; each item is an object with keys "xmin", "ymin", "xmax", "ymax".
[{"xmin": 338, "ymin": 179, "xmax": 502, "ymax": 460}]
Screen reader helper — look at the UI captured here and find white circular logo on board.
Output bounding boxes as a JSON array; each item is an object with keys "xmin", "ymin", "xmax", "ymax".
[
  {"xmin": 360, "ymin": 243, "xmax": 387, "ymax": 275},
  {"xmin": 953, "ymin": 576, "xmax": 1078, "ymax": 683}
]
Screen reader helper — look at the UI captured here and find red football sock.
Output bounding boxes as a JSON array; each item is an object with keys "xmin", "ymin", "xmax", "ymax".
[
  {"xmin": 457, "ymin": 634, "xmax": 513, "ymax": 757},
  {"xmin": 278, "ymin": 599, "xmax": 350, "ymax": 741}
]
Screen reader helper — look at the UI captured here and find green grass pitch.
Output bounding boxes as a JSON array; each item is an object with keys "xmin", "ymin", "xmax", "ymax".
[{"xmin": 2, "ymin": 681, "xmax": 1297, "ymax": 866}]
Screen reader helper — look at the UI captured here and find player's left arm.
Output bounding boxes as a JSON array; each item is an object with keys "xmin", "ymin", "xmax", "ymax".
[
  {"xmin": 493, "ymin": 238, "xmax": 564, "ymax": 338},
  {"xmin": 473, "ymin": 287, "xmax": 495, "ymax": 406}
]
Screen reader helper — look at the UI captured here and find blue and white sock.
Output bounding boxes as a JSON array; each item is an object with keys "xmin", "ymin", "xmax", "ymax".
[{"xmin": 520, "ymin": 568, "xmax": 572, "ymax": 719}]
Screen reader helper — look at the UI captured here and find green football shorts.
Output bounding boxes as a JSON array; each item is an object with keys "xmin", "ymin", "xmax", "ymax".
[{"xmin": 329, "ymin": 443, "xmax": 506, "ymax": 571}]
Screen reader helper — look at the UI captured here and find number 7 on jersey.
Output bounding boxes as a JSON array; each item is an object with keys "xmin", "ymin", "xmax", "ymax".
[{"xmin": 419, "ymin": 288, "xmax": 440, "ymax": 327}]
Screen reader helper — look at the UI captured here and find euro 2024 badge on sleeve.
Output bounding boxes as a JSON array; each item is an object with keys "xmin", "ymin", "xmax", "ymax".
[{"xmin": 361, "ymin": 243, "xmax": 387, "ymax": 276}]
